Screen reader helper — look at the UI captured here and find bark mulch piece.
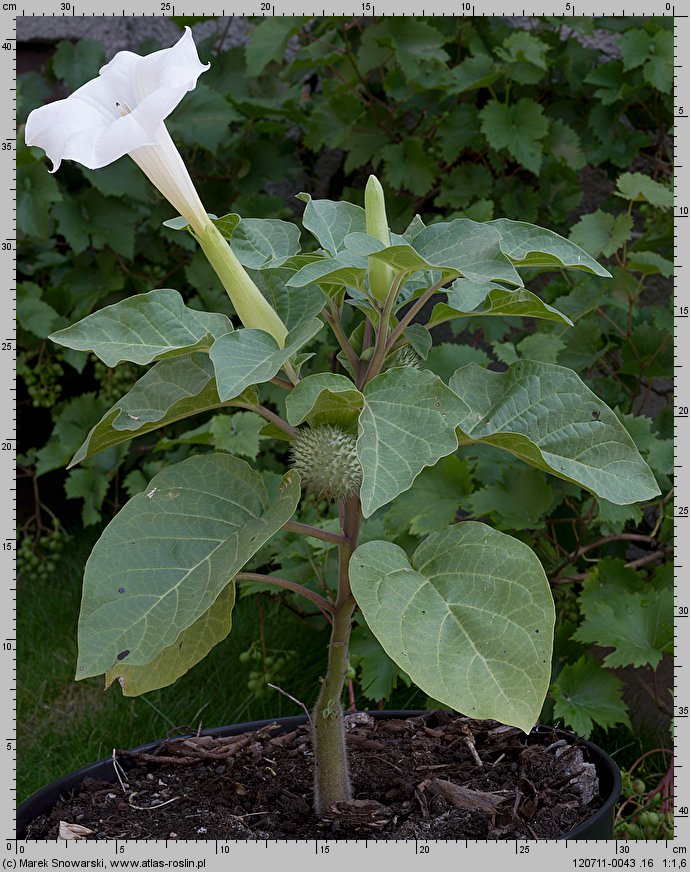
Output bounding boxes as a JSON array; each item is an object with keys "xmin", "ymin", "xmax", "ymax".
[{"xmin": 24, "ymin": 711, "xmax": 604, "ymax": 840}]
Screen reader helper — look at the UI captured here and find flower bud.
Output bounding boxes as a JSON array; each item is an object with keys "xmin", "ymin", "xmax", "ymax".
[{"xmin": 365, "ymin": 175, "xmax": 397, "ymax": 305}]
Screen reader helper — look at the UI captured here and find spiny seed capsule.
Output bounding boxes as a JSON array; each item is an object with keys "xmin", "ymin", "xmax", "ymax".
[
  {"xmin": 289, "ymin": 425, "xmax": 362, "ymax": 500},
  {"xmin": 387, "ymin": 344, "xmax": 422, "ymax": 370}
]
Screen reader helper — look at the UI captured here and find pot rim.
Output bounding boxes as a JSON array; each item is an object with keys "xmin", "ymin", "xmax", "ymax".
[{"xmin": 17, "ymin": 710, "xmax": 621, "ymax": 840}]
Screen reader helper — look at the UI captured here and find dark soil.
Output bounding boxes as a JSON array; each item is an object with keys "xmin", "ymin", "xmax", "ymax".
[{"xmin": 24, "ymin": 712, "xmax": 606, "ymax": 840}]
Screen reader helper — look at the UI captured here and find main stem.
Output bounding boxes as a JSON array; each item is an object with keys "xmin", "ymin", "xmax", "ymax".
[{"xmin": 312, "ymin": 494, "xmax": 362, "ymax": 816}]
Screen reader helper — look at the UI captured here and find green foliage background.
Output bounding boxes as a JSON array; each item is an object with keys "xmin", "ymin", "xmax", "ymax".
[{"xmin": 17, "ymin": 15, "xmax": 673, "ymax": 823}]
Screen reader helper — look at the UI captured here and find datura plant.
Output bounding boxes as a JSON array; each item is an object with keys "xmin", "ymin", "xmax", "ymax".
[{"xmin": 26, "ymin": 28, "xmax": 659, "ymax": 817}]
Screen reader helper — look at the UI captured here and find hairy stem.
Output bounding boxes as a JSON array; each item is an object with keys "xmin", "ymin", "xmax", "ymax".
[
  {"xmin": 283, "ymin": 520, "xmax": 349, "ymax": 546},
  {"xmin": 360, "ymin": 275, "xmax": 404, "ymax": 388},
  {"xmin": 235, "ymin": 572, "xmax": 332, "ymax": 616},
  {"xmin": 312, "ymin": 495, "xmax": 362, "ymax": 816},
  {"xmin": 386, "ymin": 276, "xmax": 447, "ymax": 350},
  {"xmin": 234, "ymin": 402, "xmax": 297, "ymax": 438}
]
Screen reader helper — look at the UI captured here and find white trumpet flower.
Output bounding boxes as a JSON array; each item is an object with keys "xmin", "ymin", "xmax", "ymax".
[
  {"xmin": 25, "ymin": 27, "xmax": 289, "ymax": 348},
  {"xmin": 25, "ymin": 26, "xmax": 210, "ymax": 236}
]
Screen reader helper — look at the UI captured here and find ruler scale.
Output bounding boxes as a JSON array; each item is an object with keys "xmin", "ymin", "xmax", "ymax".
[{"xmin": 6, "ymin": 3, "xmax": 686, "ymax": 867}]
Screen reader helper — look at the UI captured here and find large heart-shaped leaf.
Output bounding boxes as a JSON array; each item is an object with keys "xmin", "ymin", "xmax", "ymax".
[
  {"xmin": 77, "ymin": 455, "xmax": 300, "ymax": 679},
  {"xmin": 357, "ymin": 368, "xmax": 469, "ymax": 517},
  {"xmin": 296, "ymin": 192, "xmax": 366, "ymax": 256},
  {"xmin": 250, "ymin": 267, "xmax": 326, "ymax": 329},
  {"xmin": 49, "ymin": 289, "xmax": 233, "ymax": 366},
  {"xmin": 230, "ymin": 218, "xmax": 301, "ymax": 269},
  {"xmin": 70, "ymin": 354, "xmax": 230, "ymax": 466},
  {"xmin": 210, "ymin": 318, "xmax": 323, "ymax": 401},
  {"xmin": 286, "ymin": 250, "xmax": 368, "ymax": 290},
  {"xmin": 285, "ymin": 373, "xmax": 364, "ymax": 431},
  {"xmin": 450, "ymin": 361, "xmax": 659, "ymax": 505},
  {"xmin": 350, "ymin": 522, "xmax": 554, "ymax": 733},
  {"xmin": 428, "ymin": 279, "xmax": 573, "ymax": 328},
  {"xmin": 488, "ymin": 219, "xmax": 611, "ymax": 276},
  {"xmin": 343, "ymin": 225, "xmax": 521, "ymax": 287},
  {"xmin": 104, "ymin": 585, "xmax": 235, "ymax": 696},
  {"xmin": 411, "ymin": 220, "xmax": 521, "ymax": 285}
]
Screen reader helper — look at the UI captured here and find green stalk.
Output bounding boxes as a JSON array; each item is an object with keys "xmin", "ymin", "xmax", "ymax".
[
  {"xmin": 195, "ymin": 220, "xmax": 289, "ymax": 348},
  {"xmin": 312, "ymin": 494, "xmax": 362, "ymax": 816}
]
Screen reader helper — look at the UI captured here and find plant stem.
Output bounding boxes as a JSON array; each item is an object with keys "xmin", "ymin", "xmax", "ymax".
[
  {"xmin": 322, "ymin": 305, "xmax": 360, "ymax": 376},
  {"xmin": 235, "ymin": 572, "xmax": 332, "ymax": 616},
  {"xmin": 360, "ymin": 275, "xmax": 404, "ymax": 388},
  {"xmin": 283, "ymin": 520, "xmax": 348, "ymax": 546},
  {"xmin": 312, "ymin": 494, "xmax": 362, "ymax": 816},
  {"xmin": 386, "ymin": 276, "xmax": 447, "ymax": 350},
  {"xmin": 235, "ymin": 402, "xmax": 297, "ymax": 438}
]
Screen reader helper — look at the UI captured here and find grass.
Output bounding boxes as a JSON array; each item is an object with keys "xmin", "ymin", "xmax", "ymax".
[{"xmin": 16, "ymin": 526, "xmax": 339, "ymax": 803}]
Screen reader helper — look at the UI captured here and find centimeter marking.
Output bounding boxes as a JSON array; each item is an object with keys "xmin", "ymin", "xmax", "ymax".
[{"xmin": 6, "ymin": 2, "xmax": 688, "ymax": 864}]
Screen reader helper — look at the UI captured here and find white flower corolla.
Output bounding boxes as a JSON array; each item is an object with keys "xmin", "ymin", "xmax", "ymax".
[
  {"xmin": 25, "ymin": 28, "xmax": 289, "ymax": 348},
  {"xmin": 25, "ymin": 27, "xmax": 210, "ymax": 236}
]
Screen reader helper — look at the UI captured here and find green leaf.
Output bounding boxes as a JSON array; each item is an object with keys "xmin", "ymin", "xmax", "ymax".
[
  {"xmin": 383, "ymin": 455, "xmax": 473, "ymax": 536},
  {"xmin": 81, "ymin": 159, "xmax": 155, "ymax": 202},
  {"xmin": 17, "ymin": 160, "xmax": 62, "ymax": 236},
  {"xmin": 620, "ymin": 326, "xmax": 672, "ymax": 378},
  {"xmin": 573, "ymin": 587, "xmax": 672, "ymax": 669},
  {"xmin": 17, "ymin": 282, "xmax": 64, "ymax": 338},
  {"xmin": 423, "ymin": 343, "xmax": 490, "ymax": 383},
  {"xmin": 357, "ymin": 367, "xmax": 469, "ymax": 517},
  {"xmin": 626, "ymin": 251, "xmax": 674, "ymax": 277},
  {"xmin": 168, "ymin": 84, "xmax": 238, "ymax": 154},
  {"xmin": 450, "ymin": 361, "xmax": 660, "ymax": 505},
  {"xmin": 105, "ymin": 585, "xmax": 235, "ymax": 697},
  {"xmin": 77, "ymin": 454, "xmax": 300, "ymax": 679},
  {"xmin": 469, "ymin": 466, "xmax": 554, "ymax": 531},
  {"xmin": 619, "ymin": 29, "xmax": 650, "ymax": 71},
  {"xmin": 70, "ymin": 354, "xmax": 226, "ymax": 467},
  {"xmin": 245, "ymin": 17, "xmax": 308, "ymax": 77},
  {"xmin": 229, "ymin": 218, "xmax": 302, "ymax": 269},
  {"xmin": 350, "ymin": 623, "xmax": 411, "ymax": 703},
  {"xmin": 643, "ymin": 30, "xmax": 673, "ymax": 93},
  {"xmin": 446, "ymin": 53, "xmax": 500, "ymax": 93},
  {"xmin": 81, "ymin": 190, "xmax": 139, "ymax": 258},
  {"xmin": 51, "ymin": 39, "xmax": 104, "ymax": 91},
  {"xmin": 590, "ymin": 498, "xmax": 643, "ymax": 536},
  {"xmin": 285, "ymin": 373, "xmax": 364, "ymax": 432},
  {"xmin": 50, "ymin": 289, "xmax": 233, "ymax": 366},
  {"xmin": 515, "ymin": 333, "xmax": 566, "ymax": 365},
  {"xmin": 615, "ymin": 172, "xmax": 673, "ymax": 210},
  {"xmin": 350, "ymin": 523, "xmax": 554, "ymax": 733},
  {"xmin": 412, "ymin": 220, "xmax": 521, "ymax": 286},
  {"xmin": 480, "ymin": 98, "xmax": 549, "ymax": 174},
  {"xmin": 488, "ymin": 219, "xmax": 611, "ymax": 276},
  {"xmin": 569, "ymin": 210, "xmax": 633, "ymax": 259},
  {"xmin": 428, "ymin": 279, "xmax": 573, "ymax": 329},
  {"xmin": 296, "ymin": 192, "xmax": 366, "ymax": 257},
  {"xmin": 209, "ymin": 411, "xmax": 266, "ymax": 460},
  {"xmin": 435, "ymin": 164, "xmax": 493, "ymax": 209},
  {"xmin": 36, "ymin": 393, "xmax": 107, "ymax": 476},
  {"xmin": 285, "ymin": 251, "xmax": 367, "ymax": 292},
  {"xmin": 402, "ymin": 323, "xmax": 432, "ymax": 360},
  {"xmin": 545, "ymin": 120, "xmax": 585, "ymax": 170},
  {"xmin": 64, "ymin": 467, "xmax": 109, "ymax": 527},
  {"xmin": 249, "ymin": 267, "xmax": 326, "ymax": 330},
  {"xmin": 551, "ymin": 656, "xmax": 630, "ymax": 737},
  {"xmin": 380, "ymin": 138, "xmax": 437, "ymax": 196},
  {"xmin": 438, "ymin": 104, "xmax": 484, "ymax": 162},
  {"xmin": 210, "ymin": 319, "xmax": 323, "ymax": 401},
  {"xmin": 495, "ymin": 32, "xmax": 550, "ymax": 84}
]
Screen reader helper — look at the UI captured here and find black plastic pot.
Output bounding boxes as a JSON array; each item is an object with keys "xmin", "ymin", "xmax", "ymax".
[{"xmin": 17, "ymin": 711, "xmax": 621, "ymax": 840}]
